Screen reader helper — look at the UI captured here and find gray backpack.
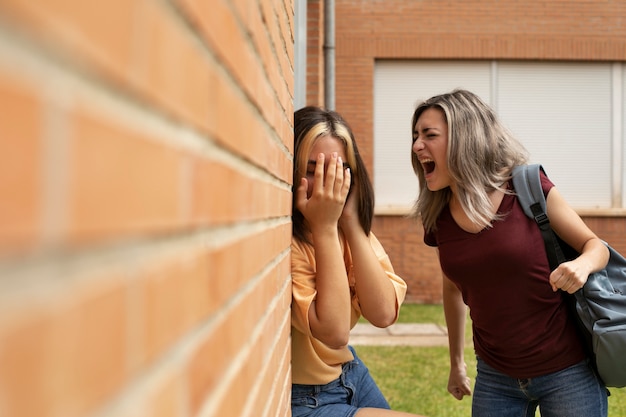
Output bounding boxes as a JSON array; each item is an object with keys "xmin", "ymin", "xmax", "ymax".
[{"xmin": 512, "ymin": 164, "xmax": 626, "ymax": 388}]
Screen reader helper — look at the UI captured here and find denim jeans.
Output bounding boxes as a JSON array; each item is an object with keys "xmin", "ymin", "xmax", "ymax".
[
  {"xmin": 291, "ymin": 346, "xmax": 390, "ymax": 417},
  {"xmin": 472, "ymin": 357, "xmax": 608, "ymax": 417}
]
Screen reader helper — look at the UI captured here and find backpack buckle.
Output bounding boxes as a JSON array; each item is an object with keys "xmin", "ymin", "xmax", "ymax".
[{"xmin": 534, "ymin": 212, "xmax": 550, "ymax": 227}]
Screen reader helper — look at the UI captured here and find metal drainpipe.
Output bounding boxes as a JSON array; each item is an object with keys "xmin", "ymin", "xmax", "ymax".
[
  {"xmin": 294, "ymin": 0, "xmax": 307, "ymax": 110},
  {"xmin": 324, "ymin": 0, "xmax": 335, "ymax": 110}
]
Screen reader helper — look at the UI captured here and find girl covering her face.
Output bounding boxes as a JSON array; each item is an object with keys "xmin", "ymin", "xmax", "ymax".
[{"xmin": 291, "ymin": 106, "xmax": 425, "ymax": 417}]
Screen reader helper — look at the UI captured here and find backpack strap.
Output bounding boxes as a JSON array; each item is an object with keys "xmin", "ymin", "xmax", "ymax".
[
  {"xmin": 511, "ymin": 164, "xmax": 565, "ymax": 270},
  {"xmin": 513, "ymin": 166, "xmax": 603, "ymax": 387}
]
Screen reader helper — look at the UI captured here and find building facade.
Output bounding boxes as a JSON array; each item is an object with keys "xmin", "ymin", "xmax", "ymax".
[{"xmin": 306, "ymin": 0, "xmax": 626, "ymax": 303}]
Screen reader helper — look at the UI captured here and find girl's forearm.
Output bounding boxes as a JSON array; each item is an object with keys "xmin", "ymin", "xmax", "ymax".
[
  {"xmin": 308, "ymin": 227, "xmax": 352, "ymax": 347},
  {"xmin": 345, "ymin": 229, "xmax": 398, "ymax": 327}
]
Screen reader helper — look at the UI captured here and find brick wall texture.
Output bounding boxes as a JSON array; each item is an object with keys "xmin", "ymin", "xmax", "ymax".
[
  {"xmin": 3, "ymin": 0, "xmax": 626, "ymax": 414},
  {"xmin": 0, "ymin": 1, "xmax": 294, "ymax": 417},
  {"xmin": 329, "ymin": 0, "xmax": 626, "ymax": 303}
]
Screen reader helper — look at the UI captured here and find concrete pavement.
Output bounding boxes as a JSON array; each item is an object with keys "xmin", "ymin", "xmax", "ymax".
[{"xmin": 349, "ymin": 322, "xmax": 448, "ymax": 347}]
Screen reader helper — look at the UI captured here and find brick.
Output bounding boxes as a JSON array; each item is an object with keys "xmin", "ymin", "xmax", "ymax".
[
  {"xmin": 248, "ymin": 310, "xmax": 291, "ymax": 417},
  {"xmin": 258, "ymin": 0, "xmax": 295, "ymax": 107},
  {"xmin": 131, "ymin": 1, "xmax": 213, "ymax": 132},
  {"xmin": 144, "ymin": 370, "xmax": 185, "ymax": 417},
  {"xmin": 134, "ymin": 247, "xmax": 212, "ymax": 365},
  {"xmin": 0, "ymin": 2, "xmax": 294, "ymax": 417},
  {"xmin": 190, "ymin": 158, "xmax": 291, "ymax": 225},
  {"xmin": 373, "ymin": 215, "xmax": 441, "ymax": 303},
  {"xmin": 232, "ymin": 300, "xmax": 291, "ymax": 417},
  {"xmin": 176, "ymin": 0, "xmax": 279, "ymax": 115},
  {"xmin": 186, "ymin": 256, "xmax": 290, "ymax": 415},
  {"xmin": 140, "ymin": 256, "xmax": 192, "ymax": 364},
  {"xmin": 67, "ymin": 106, "xmax": 185, "ymax": 243},
  {"xmin": 0, "ymin": 71, "xmax": 42, "ymax": 253},
  {"xmin": 0, "ymin": 0, "xmax": 140, "ymax": 84},
  {"xmin": 207, "ymin": 222, "xmax": 291, "ymax": 315},
  {"xmin": 100, "ymin": 365, "xmax": 185, "ymax": 417},
  {"xmin": 0, "ymin": 274, "xmax": 127, "ymax": 417}
]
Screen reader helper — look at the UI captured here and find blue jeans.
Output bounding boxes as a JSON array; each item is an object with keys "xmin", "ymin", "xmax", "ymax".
[
  {"xmin": 472, "ymin": 357, "xmax": 608, "ymax": 417},
  {"xmin": 291, "ymin": 346, "xmax": 390, "ymax": 417}
]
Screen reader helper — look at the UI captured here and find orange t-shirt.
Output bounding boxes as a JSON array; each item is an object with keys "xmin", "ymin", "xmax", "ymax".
[{"xmin": 291, "ymin": 231, "xmax": 407, "ymax": 385}]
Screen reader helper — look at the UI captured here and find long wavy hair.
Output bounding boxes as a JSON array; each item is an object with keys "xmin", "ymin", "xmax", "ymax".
[
  {"xmin": 409, "ymin": 89, "xmax": 529, "ymax": 232},
  {"xmin": 293, "ymin": 106, "xmax": 374, "ymax": 244}
]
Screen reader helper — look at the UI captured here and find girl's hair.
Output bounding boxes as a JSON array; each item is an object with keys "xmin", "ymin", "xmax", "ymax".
[
  {"xmin": 409, "ymin": 89, "xmax": 529, "ymax": 232},
  {"xmin": 293, "ymin": 106, "xmax": 374, "ymax": 244}
]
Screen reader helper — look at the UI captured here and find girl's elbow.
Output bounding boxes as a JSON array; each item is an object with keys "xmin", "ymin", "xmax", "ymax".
[
  {"xmin": 312, "ymin": 326, "xmax": 350, "ymax": 348},
  {"xmin": 366, "ymin": 308, "xmax": 398, "ymax": 329},
  {"xmin": 587, "ymin": 237, "xmax": 610, "ymax": 267},
  {"xmin": 321, "ymin": 332, "xmax": 350, "ymax": 349},
  {"xmin": 330, "ymin": 335, "xmax": 350, "ymax": 349},
  {"xmin": 600, "ymin": 240, "xmax": 610, "ymax": 266},
  {"xmin": 370, "ymin": 318, "xmax": 395, "ymax": 329}
]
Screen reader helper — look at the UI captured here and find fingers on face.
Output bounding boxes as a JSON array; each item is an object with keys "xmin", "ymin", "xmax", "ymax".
[
  {"xmin": 313, "ymin": 152, "xmax": 325, "ymax": 191},
  {"xmin": 333, "ymin": 155, "xmax": 345, "ymax": 195},
  {"xmin": 294, "ymin": 177, "xmax": 309, "ymax": 211},
  {"xmin": 310, "ymin": 152, "xmax": 350, "ymax": 199},
  {"xmin": 315, "ymin": 152, "xmax": 341, "ymax": 187},
  {"xmin": 343, "ymin": 165, "xmax": 352, "ymax": 195}
]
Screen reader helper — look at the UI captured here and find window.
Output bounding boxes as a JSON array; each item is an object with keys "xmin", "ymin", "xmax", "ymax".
[{"xmin": 373, "ymin": 60, "xmax": 626, "ymax": 212}]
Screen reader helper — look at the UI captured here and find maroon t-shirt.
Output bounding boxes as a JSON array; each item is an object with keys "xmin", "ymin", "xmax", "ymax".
[{"xmin": 425, "ymin": 173, "xmax": 586, "ymax": 378}]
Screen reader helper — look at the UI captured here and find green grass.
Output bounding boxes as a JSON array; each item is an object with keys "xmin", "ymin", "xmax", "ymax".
[
  {"xmin": 396, "ymin": 303, "xmax": 448, "ymax": 325},
  {"xmin": 356, "ymin": 304, "xmax": 626, "ymax": 416}
]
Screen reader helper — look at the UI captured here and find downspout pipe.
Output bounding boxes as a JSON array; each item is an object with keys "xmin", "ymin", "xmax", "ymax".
[
  {"xmin": 294, "ymin": 0, "xmax": 307, "ymax": 110},
  {"xmin": 324, "ymin": 0, "xmax": 335, "ymax": 110}
]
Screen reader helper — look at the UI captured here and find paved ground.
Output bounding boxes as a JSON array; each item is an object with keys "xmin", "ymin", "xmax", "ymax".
[{"xmin": 349, "ymin": 322, "xmax": 448, "ymax": 347}]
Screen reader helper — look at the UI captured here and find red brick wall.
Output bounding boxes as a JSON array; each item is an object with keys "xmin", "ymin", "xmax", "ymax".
[
  {"xmin": 334, "ymin": 0, "xmax": 626, "ymax": 303},
  {"xmin": 306, "ymin": 0, "xmax": 325, "ymax": 106},
  {"xmin": 0, "ymin": 1, "xmax": 293, "ymax": 417},
  {"xmin": 372, "ymin": 215, "xmax": 442, "ymax": 304}
]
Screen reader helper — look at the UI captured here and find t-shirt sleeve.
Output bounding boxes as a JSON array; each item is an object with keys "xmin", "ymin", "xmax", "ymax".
[
  {"xmin": 291, "ymin": 239, "xmax": 318, "ymax": 337},
  {"xmin": 367, "ymin": 233, "xmax": 408, "ymax": 315},
  {"xmin": 291, "ymin": 233, "xmax": 408, "ymax": 335},
  {"xmin": 540, "ymin": 167, "xmax": 555, "ymax": 197}
]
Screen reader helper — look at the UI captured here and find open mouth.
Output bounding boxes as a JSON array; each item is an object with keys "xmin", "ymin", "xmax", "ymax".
[{"xmin": 421, "ymin": 158, "xmax": 435, "ymax": 175}]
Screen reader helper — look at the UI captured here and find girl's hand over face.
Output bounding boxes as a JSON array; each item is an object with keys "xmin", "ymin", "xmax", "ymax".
[
  {"xmin": 339, "ymin": 180, "xmax": 360, "ymax": 232},
  {"xmin": 295, "ymin": 152, "xmax": 351, "ymax": 233}
]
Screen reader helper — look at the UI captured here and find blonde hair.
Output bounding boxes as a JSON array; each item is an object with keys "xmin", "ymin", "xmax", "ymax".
[
  {"xmin": 295, "ymin": 121, "xmax": 357, "ymax": 185},
  {"xmin": 410, "ymin": 89, "xmax": 529, "ymax": 232}
]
